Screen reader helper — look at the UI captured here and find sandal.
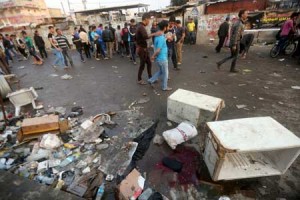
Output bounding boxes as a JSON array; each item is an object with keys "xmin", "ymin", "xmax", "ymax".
[
  {"xmin": 163, "ymin": 87, "xmax": 172, "ymax": 91},
  {"xmin": 137, "ymin": 80, "xmax": 147, "ymax": 85}
]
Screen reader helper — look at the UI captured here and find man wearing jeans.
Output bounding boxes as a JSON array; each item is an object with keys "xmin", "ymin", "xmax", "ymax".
[
  {"xmin": 48, "ymin": 26, "xmax": 66, "ymax": 69},
  {"xmin": 148, "ymin": 20, "xmax": 172, "ymax": 91},
  {"xmin": 217, "ymin": 10, "xmax": 248, "ymax": 73}
]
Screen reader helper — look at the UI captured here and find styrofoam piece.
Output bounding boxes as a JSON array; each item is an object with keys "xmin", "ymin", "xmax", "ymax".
[
  {"xmin": 7, "ymin": 87, "xmax": 39, "ymax": 116},
  {"xmin": 0, "ymin": 75, "xmax": 12, "ymax": 99},
  {"xmin": 167, "ymin": 89, "xmax": 225, "ymax": 126},
  {"xmin": 204, "ymin": 117, "xmax": 300, "ymax": 181}
]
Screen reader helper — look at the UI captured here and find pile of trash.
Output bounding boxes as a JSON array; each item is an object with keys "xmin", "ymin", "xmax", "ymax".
[{"xmin": 0, "ymin": 106, "xmax": 164, "ymax": 199}]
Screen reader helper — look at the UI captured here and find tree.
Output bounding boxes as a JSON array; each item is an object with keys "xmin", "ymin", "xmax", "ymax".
[{"xmin": 171, "ymin": 0, "xmax": 189, "ymax": 6}]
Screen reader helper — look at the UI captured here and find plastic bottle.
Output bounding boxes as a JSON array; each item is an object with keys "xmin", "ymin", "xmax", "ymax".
[
  {"xmin": 95, "ymin": 182, "xmax": 105, "ymax": 200},
  {"xmin": 139, "ymin": 188, "xmax": 153, "ymax": 200},
  {"xmin": 60, "ymin": 153, "xmax": 80, "ymax": 167}
]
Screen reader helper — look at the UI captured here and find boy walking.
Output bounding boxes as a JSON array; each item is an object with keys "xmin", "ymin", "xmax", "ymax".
[{"xmin": 148, "ymin": 20, "xmax": 172, "ymax": 91}]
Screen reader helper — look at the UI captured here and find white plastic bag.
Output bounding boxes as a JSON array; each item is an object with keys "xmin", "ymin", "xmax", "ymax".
[
  {"xmin": 40, "ymin": 134, "xmax": 62, "ymax": 149},
  {"xmin": 163, "ymin": 122, "xmax": 198, "ymax": 150}
]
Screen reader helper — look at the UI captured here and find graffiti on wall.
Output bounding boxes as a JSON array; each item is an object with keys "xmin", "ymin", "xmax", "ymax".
[{"xmin": 198, "ymin": 15, "xmax": 228, "ymax": 38}]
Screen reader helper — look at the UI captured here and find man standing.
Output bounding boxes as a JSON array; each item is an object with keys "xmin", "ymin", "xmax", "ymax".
[
  {"xmin": 109, "ymin": 23, "xmax": 116, "ymax": 52},
  {"xmin": 115, "ymin": 25, "xmax": 123, "ymax": 55},
  {"xmin": 96, "ymin": 25, "xmax": 108, "ymax": 60},
  {"xmin": 175, "ymin": 20, "xmax": 185, "ymax": 65},
  {"xmin": 215, "ymin": 17, "xmax": 230, "ymax": 53},
  {"xmin": 129, "ymin": 19, "xmax": 137, "ymax": 64},
  {"xmin": 121, "ymin": 23, "xmax": 130, "ymax": 57},
  {"xmin": 136, "ymin": 13, "xmax": 157, "ymax": 85},
  {"xmin": 48, "ymin": 26, "xmax": 65, "ymax": 69},
  {"xmin": 102, "ymin": 26, "xmax": 114, "ymax": 59},
  {"xmin": 151, "ymin": 21, "xmax": 158, "ymax": 44},
  {"xmin": 217, "ymin": 10, "xmax": 248, "ymax": 73},
  {"xmin": 56, "ymin": 28, "xmax": 73, "ymax": 67},
  {"xmin": 187, "ymin": 18, "xmax": 196, "ymax": 45},
  {"xmin": 166, "ymin": 16, "xmax": 178, "ymax": 70},
  {"xmin": 72, "ymin": 28, "xmax": 85, "ymax": 63},
  {"xmin": 148, "ymin": 20, "xmax": 172, "ymax": 91},
  {"xmin": 34, "ymin": 30, "xmax": 48, "ymax": 59}
]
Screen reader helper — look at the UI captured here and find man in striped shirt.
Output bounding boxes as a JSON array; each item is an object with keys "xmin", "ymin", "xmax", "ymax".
[{"xmin": 55, "ymin": 28, "xmax": 73, "ymax": 67}]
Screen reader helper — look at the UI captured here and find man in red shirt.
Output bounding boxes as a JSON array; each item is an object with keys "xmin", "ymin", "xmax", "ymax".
[{"xmin": 278, "ymin": 12, "xmax": 298, "ymax": 52}]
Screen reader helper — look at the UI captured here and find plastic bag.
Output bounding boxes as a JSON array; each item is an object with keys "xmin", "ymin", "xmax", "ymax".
[
  {"xmin": 40, "ymin": 134, "xmax": 62, "ymax": 149},
  {"xmin": 162, "ymin": 122, "xmax": 198, "ymax": 149}
]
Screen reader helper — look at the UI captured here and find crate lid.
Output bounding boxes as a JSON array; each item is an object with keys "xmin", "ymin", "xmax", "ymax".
[
  {"xmin": 207, "ymin": 117, "xmax": 300, "ymax": 152},
  {"xmin": 168, "ymin": 89, "xmax": 224, "ymax": 112}
]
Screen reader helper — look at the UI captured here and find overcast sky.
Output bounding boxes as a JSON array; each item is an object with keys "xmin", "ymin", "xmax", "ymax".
[{"xmin": 45, "ymin": 0, "xmax": 170, "ymax": 13}]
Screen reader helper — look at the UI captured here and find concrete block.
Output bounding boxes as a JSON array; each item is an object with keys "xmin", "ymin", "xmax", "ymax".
[{"xmin": 167, "ymin": 89, "xmax": 225, "ymax": 126}]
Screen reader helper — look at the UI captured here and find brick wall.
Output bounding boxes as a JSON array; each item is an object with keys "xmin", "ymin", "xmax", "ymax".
[{"xmin": 206, "ymin": 0, "xmax": 268, "ymax": 14}]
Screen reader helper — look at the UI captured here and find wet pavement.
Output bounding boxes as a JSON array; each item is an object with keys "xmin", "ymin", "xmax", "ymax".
[{"xmin": 1, "ymin": 43, "xmax": 300, "ymax": 199}]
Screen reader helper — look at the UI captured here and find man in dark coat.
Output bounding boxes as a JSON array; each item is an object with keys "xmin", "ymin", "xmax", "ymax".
[
  {"xmin": 215, "ymin": 17, "xmax": 230, "ymax": 53},
  {"xmin": 34, "ymin": 30, "xmax": 47, "ymax": 59}
]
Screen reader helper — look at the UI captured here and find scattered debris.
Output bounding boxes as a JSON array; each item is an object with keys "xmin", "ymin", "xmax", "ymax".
[
  {"xmin": 61, "ymin": 74, "xmax": 73, "ymax": 80},
  {"xmin": 18, "ymin": 66, "xmax": 25, "ymax": 69},
  {"xmin": 118, "ymin": 169, "xmax": 145, "ymax": 200},
  {"xmin": 263, "ymin": 86, "xmax": 269, "ymax": 89},
  {"xmin": 259, "ymin": 97, "xmax": 264, "ymax": 100},
  {"xmin": 243, "ymin": 69, "xmax": 252, "ymax": 73},
  {"xmin": 49, "ymin": 74, "xmax": 59, "ymax": 77},
  {"xmin": 167, "ymin": 121, "xmax": 172, "ymax": 127},
  {"xmin": 112, "ymin": 66, "xmax": 118, "ymax": 69},
  {"xmin": 137, "ymin": 97, "xmax": 150, "ymax": 104},
  {"xmin": 291, "ymin": 86, "xmax": 300, "ymax": 90},
  {"xmin": 236, "ymin": 105, "xmax": 247, "ymax": 109},
  {"xmin": 153, "ymin": 134, "xmax": 164, "ymax": 145},
  {"xmin": 278, "ymin": 102, "xmax": 284, "ymax": 105},
  {"xmin": 238, "ymin": 84, "xmax": 247, "ymax": 87},
  {"xmin": 279, "ymin": 58, "xmax": 285, "ymax": 61}
]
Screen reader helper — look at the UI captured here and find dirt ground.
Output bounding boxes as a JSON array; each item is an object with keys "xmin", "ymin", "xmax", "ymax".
[{"xmin": 2, "ymin": 43, "xmax": 300, "ymax": 200}]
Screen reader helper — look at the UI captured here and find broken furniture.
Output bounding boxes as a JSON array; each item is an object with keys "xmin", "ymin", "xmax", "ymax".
[
  {"xmin": 7, "ymin": 87, "xmax": 43, "ymax": 116},
  {"xmin": 167, "ymin": 89, "xmax": 225, "ymax": 127},
  {"xmin": 204, "ymin": 117, "xmax": 300, "ymax": 181},
  {"xmin": 0, "ymin": 75, "xmax": 12, "ymax": 99},
  {"xmin": 17, "ymin": 115, "xmax": 69, "ymax": 142}
]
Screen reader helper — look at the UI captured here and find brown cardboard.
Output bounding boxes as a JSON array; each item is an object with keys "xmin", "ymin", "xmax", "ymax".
[
  {"xmin": 118, "ymin": 169, "xmax": 144, "ymax": 200},
  {"xmin": 22, "ymin": 115, "xmax": 59, "ymax": 135}
]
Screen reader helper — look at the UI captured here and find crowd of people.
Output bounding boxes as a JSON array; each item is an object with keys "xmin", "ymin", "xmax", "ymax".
[
  {"xmin": 1, "ymin": 10, "xmax": 299, "ymax": 91},
  {"xmin": 0, "ymin": 13, "xmax": 196, "ymax": 91}
]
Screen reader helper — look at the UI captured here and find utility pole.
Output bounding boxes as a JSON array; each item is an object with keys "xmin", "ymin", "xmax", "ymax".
[
  {"xmin": 67, "ymin": 0, "xmax": 71, "ymax": 12},
  {"xmin": 61, "ymin": 1, "xmax": 66, "ymax": 15},
  {"xmin": 82, "ymin": 0, "xmax": 87, "ymax": 10}
]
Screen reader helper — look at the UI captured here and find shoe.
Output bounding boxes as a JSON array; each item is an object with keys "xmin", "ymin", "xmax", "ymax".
[
  {"xmin": 81, "ymin": 60, "xmax": 86, "ymax": 63},
  {"xmin": 64, "ymin": 66, "xmax": 70, "ymax": 70},
  {"xmin": 174, "ymin": 67, "xmax": 180, "ymax": 71},
  {"xmin": 163, "ymin": 87, "xmax": 172, "ymax": 91},
  {"xmin": 96, "ymin": 58, "xmax": 100, "ymax": 61},
  {"xmin": 126, "ymin": 55, "xmax": 130, "ymax": 58},
  {"xmin": 216, "ymin": 62, "xmax": 221, "ymax": 70},
  {"xmin": 230, "ymin": 69, "xmax": 239, "ymax": 73},
  {"xmin": 133, "ymin": 62, "xmax": 137, "ymax": 65},
  {"xmin": 52, "ymin": 65, "xmax": 58, "ymax": 70},
  {"xmin": 147, "ymin": 80, "xmax": 155, "ymax": 88},
  {"xmin": 137, "ymin": 80, "xmax": 147, "ymax": 85},
  {"xmin": 177, "ymin": 62, "xmax": 182, "ymax": 65},
  {"xmin": 104, "ymin": 57, "xmax": 109, "ymax": 60},
  {"xmin": 70, "ymin": 62, "xmax": 74, "ymax": 67}
]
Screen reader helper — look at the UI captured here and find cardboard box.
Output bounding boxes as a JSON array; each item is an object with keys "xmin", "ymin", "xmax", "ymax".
[
  {"xmin": 118, "ymin": 169, "xmax": 145, "ymax": 200},
  {"xmin": 17, "ymin": 115, "xmax": 69, "ymax": 142}
]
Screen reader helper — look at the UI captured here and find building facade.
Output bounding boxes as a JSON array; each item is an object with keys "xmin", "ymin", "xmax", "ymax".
[{"xmin": 0, "ymin": 0, "xmax": 63, "ymax": 28}]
